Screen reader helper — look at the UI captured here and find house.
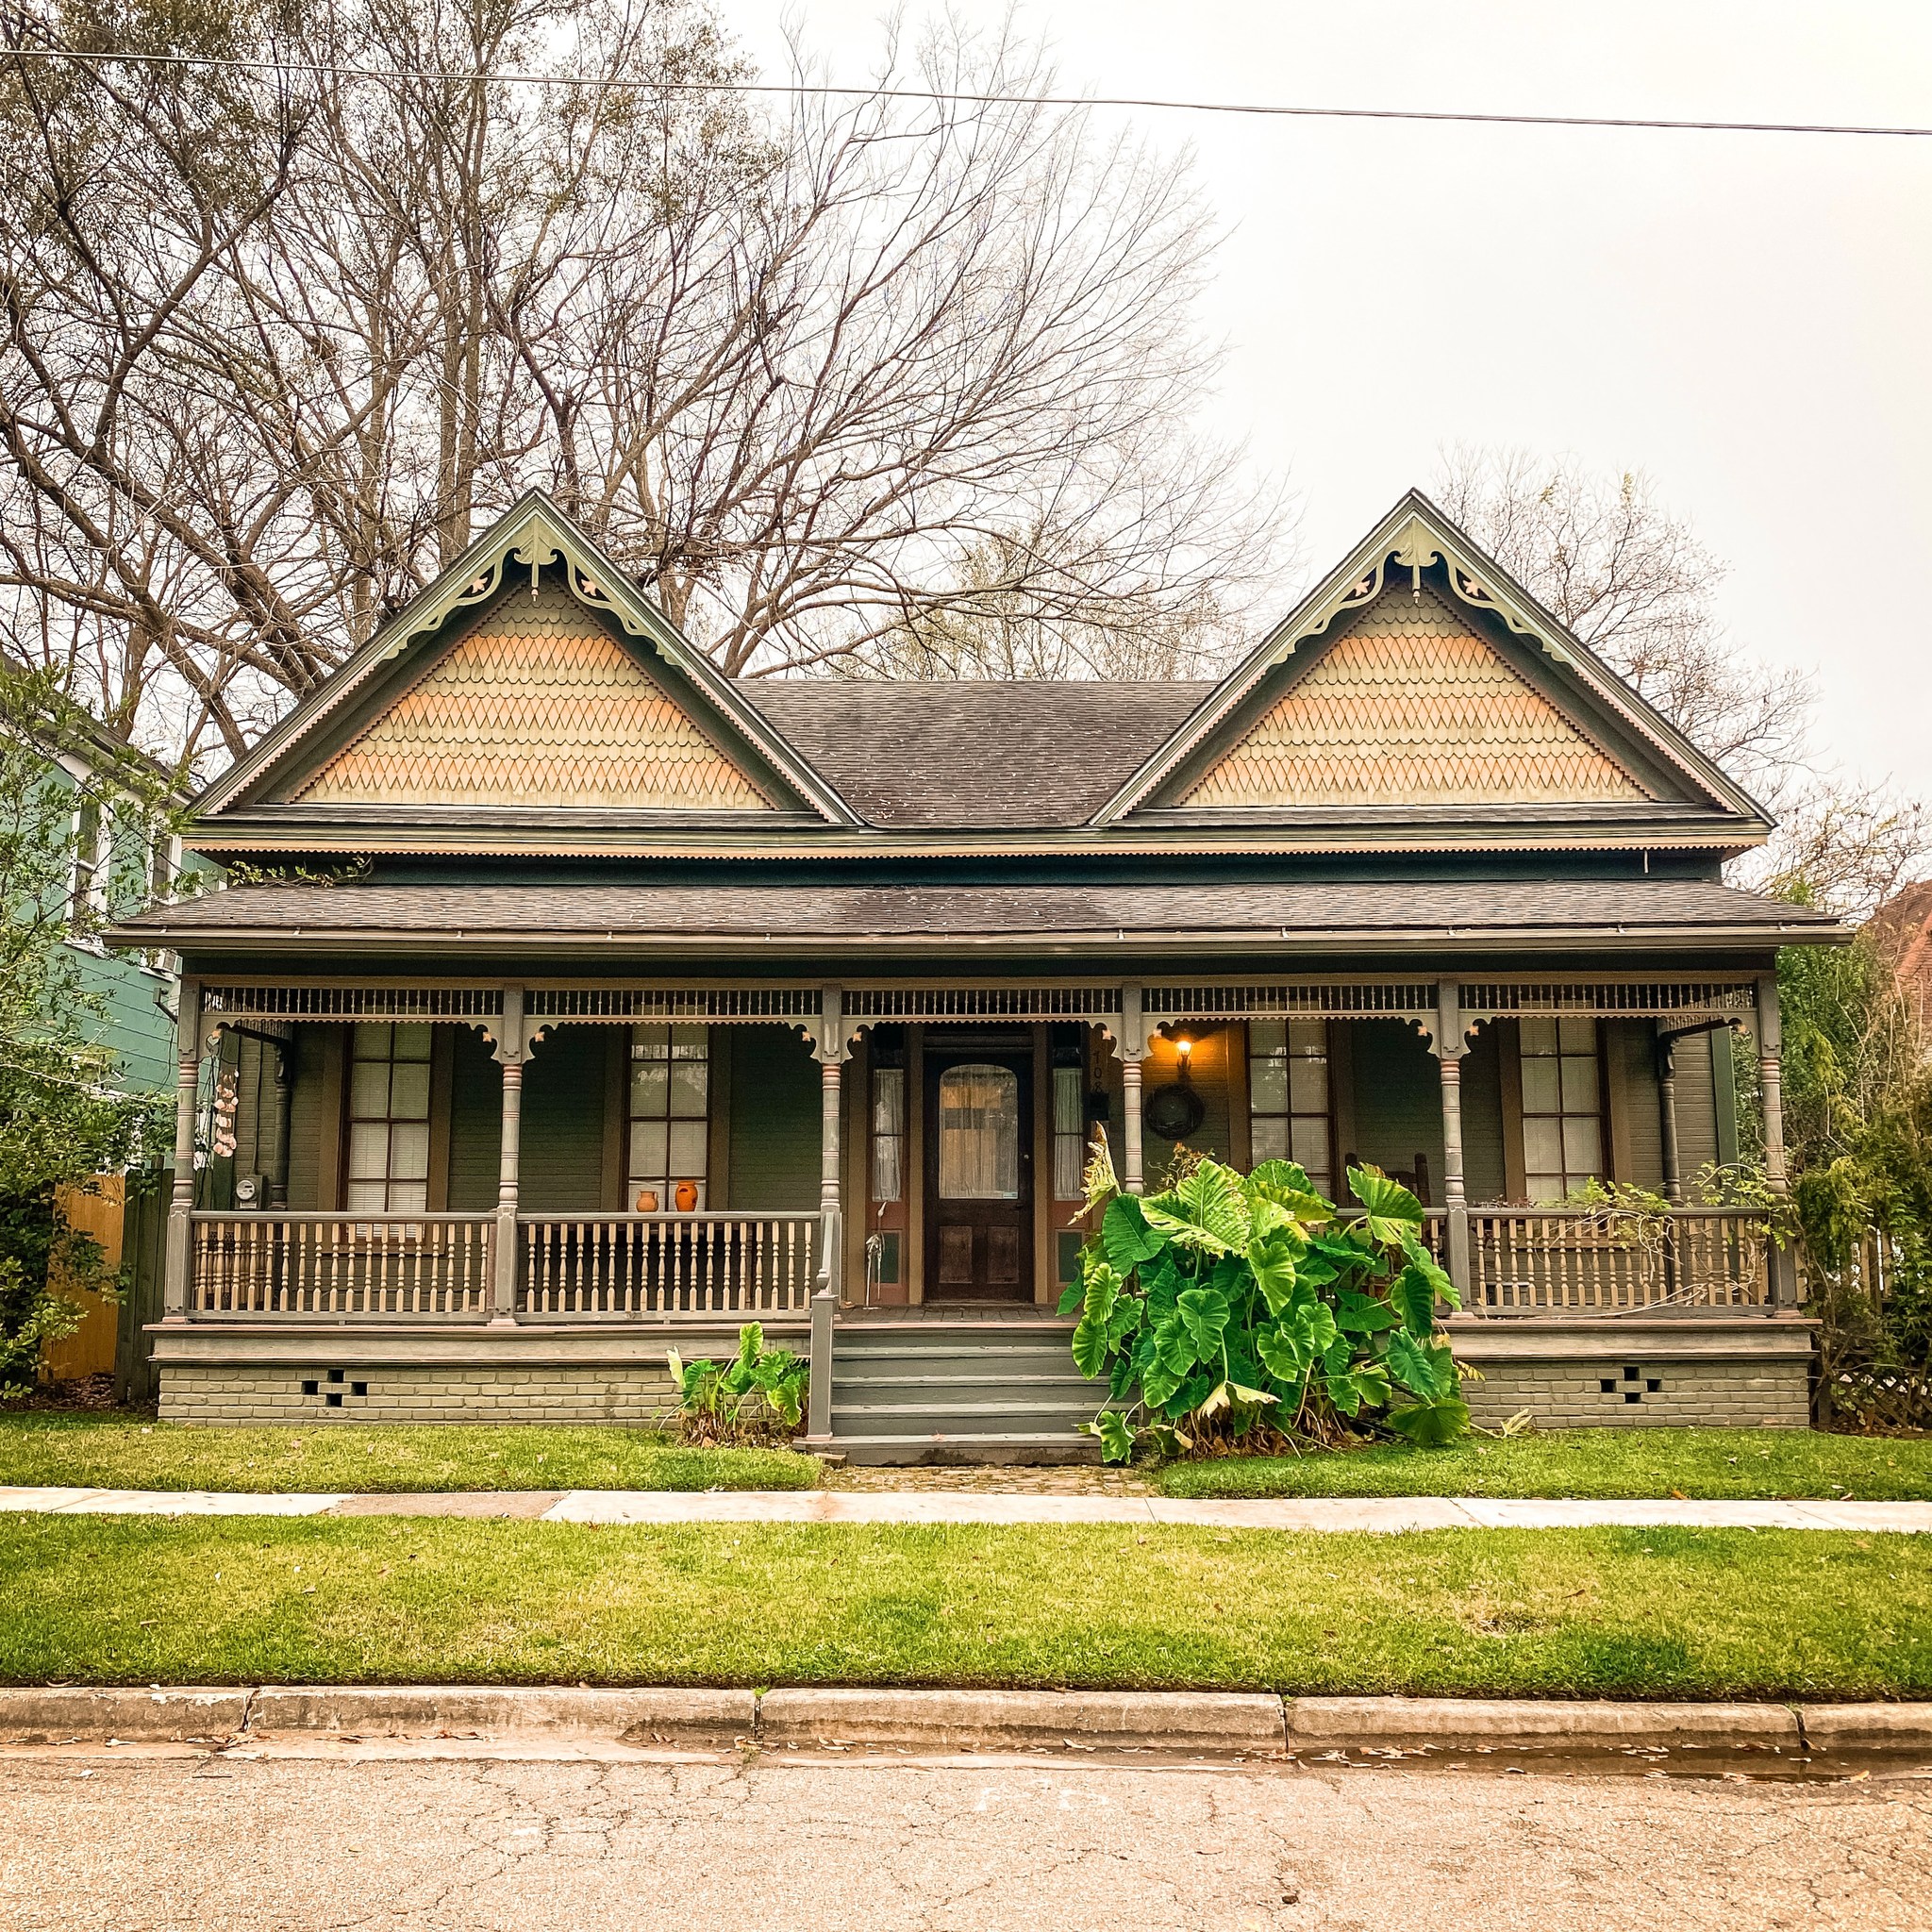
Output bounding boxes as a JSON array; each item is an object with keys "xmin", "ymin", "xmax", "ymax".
[
  {"xmin": 110, "ymin": 489, "xmax": 1844, "ymax": 1457},
  {"xmin": 1869, "ymin": 879, "xmax": 1932, "ymax": 1036}
]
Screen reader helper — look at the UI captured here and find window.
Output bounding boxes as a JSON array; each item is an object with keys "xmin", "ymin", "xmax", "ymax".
[
  {"xmin": 1052, "ymin": 1065, "xmax": 1087, "ymax": 1201},
  {"xmin": 937, "ymin": 1063, "xmax": 1020, "ymax": 1200},
  {"xmin": 870, "ymin": 1061, "xmax": 905, "ymax": 1203},
  {"xmin": 1519, "ymin": 1016, "xmax": 1604, "ymax": 1201},
  {"xmin": 345, "ymin": 1024, "xmax": 432, "ymax": 1212},
  {"xmin": 69, "ymin": 792, "xmax": 105, "ymax": 927},
  {"xmin": 1248, "ymin": 1020, "xmax": 1331, "ymax": 1195},
  {"xmin": 628, "ymin": 1024, "xmax": 708, "ymax": 1208}
]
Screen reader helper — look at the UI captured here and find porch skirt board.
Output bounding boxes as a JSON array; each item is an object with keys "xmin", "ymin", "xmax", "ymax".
[
  {"xmin": 1451, "ymin": 1320, "xmax": 1814, "ymax": 1431},
  {"xmin": 157, "ymin": 1361, "xmax": 679, "ymax": 1427}
]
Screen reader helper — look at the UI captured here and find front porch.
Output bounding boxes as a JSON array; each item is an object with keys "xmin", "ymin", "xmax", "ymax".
[{"xmin": 150, "ymin": 969, "xmax": 1813, "ymax": 1449}]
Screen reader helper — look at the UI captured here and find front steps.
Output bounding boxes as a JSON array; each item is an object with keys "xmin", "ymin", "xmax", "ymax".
[{"xmin": 828, "ymin": 1314, "xmax": 1103, "ymax": 1465}]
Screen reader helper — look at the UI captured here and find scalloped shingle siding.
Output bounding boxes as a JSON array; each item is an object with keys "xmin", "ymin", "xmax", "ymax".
[
  {"xmin": 297, "ymin": 586, "xmax": 772, "ymax": 809},
  {"xmin": 1183, "ymin": 584, "xmax": 1648, "ymax": 807}
]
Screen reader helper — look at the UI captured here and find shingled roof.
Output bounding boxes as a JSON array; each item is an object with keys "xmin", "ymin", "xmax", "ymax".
[{"xmin": 743, "ymin": 680, "xmax": 1212, "ymax": 828}]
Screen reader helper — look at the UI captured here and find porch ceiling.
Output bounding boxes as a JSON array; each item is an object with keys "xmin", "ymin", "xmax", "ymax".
[{"xmin": 116, "ymin": 875, "xmax": 1841, "ymax": 957}]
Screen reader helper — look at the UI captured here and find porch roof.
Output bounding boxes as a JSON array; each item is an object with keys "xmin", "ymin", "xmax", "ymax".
[{"xmin": 119, "ymin": 875, "xmax": 1840, "ymax": 956}]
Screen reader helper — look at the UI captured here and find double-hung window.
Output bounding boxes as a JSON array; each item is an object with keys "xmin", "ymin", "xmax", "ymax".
[
  {"xmin": 1248, "ymin": 1019, "xmax": 1332, "ymax": 1196},
  {"xmin": 345, "ymin": 1024, "xmax": 433, "ymax": 1212},
  {"xmin": 628, "ymin": 1025, "xmax": 708, "ymax": 1207},
  {"xmin": 1519, "ymin": 1016, "xmax": 1604, "ymax": 1201}
]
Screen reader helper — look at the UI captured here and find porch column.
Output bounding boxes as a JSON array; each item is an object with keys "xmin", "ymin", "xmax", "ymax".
[
  {"xmin": 1434, "ymin": 979, "xmax": 1471, "ymax": 1299},
  {"xmin": 1755, "ymin": 973, "xmax": 1799, "ymax": 1307},
  {"xmin": 1657, "ymin": 1027, "xmax": 1684, "ymax": 1208},
  {"xmin": 1119, "ymin": 982, "xmax": 1146, "ymax": 1195},
  {"xmin": 491, "ymin": 985, "xmax": 525, "ymax": 1324},
  {"xmin": 806, "ymin": 984, "xmax": 849, "ymax": 1444},
  {"xmin": 266, "ymin": 1029, "xmax": 293, "ymax": 1209},
  {"xmin": 161, "ymin": 977, "xmax": 202, "ymax": 1321}
]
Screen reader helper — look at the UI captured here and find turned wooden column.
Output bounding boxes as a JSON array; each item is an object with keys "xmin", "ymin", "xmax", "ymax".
[
  {"xmin": 1657, "ymin": 1026, "xmax": 1685, "ymax": 1208},
  {"xmin": 1755, "ymin": 973, "xmax": 1798, "ymax": 1307},
  {"xmin": 161, "ymin": 978, "xmax": 202, "ymax": 1321},
  {"xmin": 1118, "ymin": 982, "xmax": 1147, "ymax": 1195},
  {"xmin": 491, "ymin": 985, "xmax": 525, "ymax": 1324},
  {"xmin": 1434, "ymin": 979, "xmax": 1471, "ymax": 1298}
]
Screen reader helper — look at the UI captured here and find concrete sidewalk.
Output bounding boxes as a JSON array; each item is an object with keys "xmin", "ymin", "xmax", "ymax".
[{"xmin": 3, "ymin": 1484, "xmax": 1928, "ymax": 1530}]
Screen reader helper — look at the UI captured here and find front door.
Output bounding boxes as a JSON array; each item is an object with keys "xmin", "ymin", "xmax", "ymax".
[{"xmin": 924, "ymin": 1050, "xmax": 1033, "ymax": 1302}]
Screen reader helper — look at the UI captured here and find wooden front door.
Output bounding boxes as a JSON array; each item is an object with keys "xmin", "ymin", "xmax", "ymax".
[{"xmin": 924, "ymin": 1050, "xmax": 1033, "ymax": 1302}]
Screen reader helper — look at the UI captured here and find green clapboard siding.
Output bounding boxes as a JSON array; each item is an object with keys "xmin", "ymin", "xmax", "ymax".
[
  {"xmin": 727, "ymin": 1024, "xmax": 819, "ymax": 1210},
  {"xmin": 284, "ymin": 1026, "xmax": 330, "ymax": 1209},
  {"xmin": 447, "ymin": 1025, "xmax": 503, "ymax": 1212},
  {"xmin": 519, "ymin": 1026, "xmax": 610, "ymax": 1212},
  {"xmin": 1347, "ymin": 1020, "xmax": 1443, "ymax": 1198},
  {"xmin": 1674, "ymin": 1027, "xmax": 1722, "ymax": 1175},
  {"xmin": 1460, "ymin": 1024, "xmax": 1507, "ymax": 1206}
]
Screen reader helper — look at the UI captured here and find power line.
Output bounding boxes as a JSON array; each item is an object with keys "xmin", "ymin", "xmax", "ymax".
[{"xmin": 3, "ymin": 42, "xmax": 1930, "ymax": 139}]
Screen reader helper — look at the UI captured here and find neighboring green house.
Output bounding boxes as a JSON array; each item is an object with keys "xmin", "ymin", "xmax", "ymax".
[{"xmin": 38, "ymin": 712, "xmax": 208, "ymax": 1095}]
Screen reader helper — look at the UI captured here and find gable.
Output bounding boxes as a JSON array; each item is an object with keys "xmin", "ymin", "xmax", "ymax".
[
  {"xmin": 295, "ymin": 583, "xmax": 774, "ymax": 811},
  {"xmin": 1178, "ymin": 580, "xmax": 1650, "ymax": 809}
]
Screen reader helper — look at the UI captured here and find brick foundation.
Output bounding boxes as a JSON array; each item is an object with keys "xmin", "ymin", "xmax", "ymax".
[
  {"xmin": 1454, "ymin": 1339, "xmax": 1812, "ymax": 1431},
  {"xmin": 158, "ymin": 1363, "xmax": 678, "ymax": 1426}
]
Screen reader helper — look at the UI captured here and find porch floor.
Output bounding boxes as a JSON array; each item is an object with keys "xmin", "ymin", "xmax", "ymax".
[{"xmin": 842, "ymin": 1303, "xmax": 1074, "ymax": 1325}]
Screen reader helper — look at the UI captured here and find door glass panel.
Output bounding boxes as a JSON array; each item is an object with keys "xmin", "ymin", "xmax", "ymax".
[{"xmin": 938, "ymin": 1063, "xmax": 1021, "ymax": 1200}]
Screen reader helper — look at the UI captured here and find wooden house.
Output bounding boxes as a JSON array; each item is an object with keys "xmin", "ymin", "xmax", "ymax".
[{"xmin": 112, "ymin": 490, "xmax": 1843, "ymax": 1457}]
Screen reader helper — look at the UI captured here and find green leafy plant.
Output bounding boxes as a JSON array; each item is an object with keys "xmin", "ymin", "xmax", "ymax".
[
  {"xmin": 1061, "ymin": 1142, "xmax": 1469, "ymax": 1463},
  {"xmin": 665, "ymin": 1324, "xmax": 809, "ymax": 1446}
]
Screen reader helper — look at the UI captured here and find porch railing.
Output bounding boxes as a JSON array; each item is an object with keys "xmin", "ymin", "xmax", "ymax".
[
  {"xmin": 188, "ymin": 1212, "xmax": 493, "ymax": 1318},
  {"xmin": 1466, "ymin": 1206, "xmax": 1774, "ymax": 1314},
  {"xmin": 518, "ymin": 1212, "xmax": 823, "ymax": 1318}
]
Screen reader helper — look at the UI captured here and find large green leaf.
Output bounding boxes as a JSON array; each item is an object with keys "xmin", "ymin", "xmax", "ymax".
[
  {"xmin": 1140, "ymin": 1352, "xmax": 1186, "ymax": 1410},
  {"xmin": 1070, "ymin": 1312, "xmax": 1110, "ymax": 1379},
  {"xmin": 1095, "ymin": 1408, "xmax": 1138, "ymax": 1464},
  {"xmin": 1175, "ymin": 1286, "xmax": 1231, "ymax": 1359},
  {"xmin": 1245, "ymin": 1158, "xmax": 1335, "ymax": 1223},
  {"xmin": 1254, "ymin": 1321, "xmax": 1307, "ymax": 1384},
  {"xmin": 1247, "ymin": 1234, "xmax": 1300, "ymax": 1316},
  {"xmin": 1347, "ymin": 1165, "xmax": 1424, "ymax": 1243},
  {"xmin": 1150, "ymin": 1309, "xmax": 1195, "ymax": 1376},
  {"xmin": 1057, "ymin": 1279, "xmax": 1085, "ymax": 1316},
  {"xmin": 1390, "ymin": 1261, "xmax": 1444, "ymax": 1340},
  {"xmin": 1385, "ymin": 1396, "xmax": 1472, "ymax": 1447},
  {"xmin": 1324, "ymin": 1370, "xmax": 1366, "ymax": 1417},
  {"xmin": 1291, "ymin": 1299, "xmax": 1339, "ymax": 1359},
  {"xmin": 1141, "ymin": 1161, "xmax": 1251, "ymax": 1254},
  {"xmin": 1384, "ymin": 1327, "xmax": 1441, "ymax": 1401},
  {"xmin": 1397, "ymin": 1226, "xmax": 1460, "ymax": 1313},
  {"xmin": 1335, "ymin": 1290, "xmax": 1398, "ymax": 1336},
  {"xmin": 1080, "ymin": 1262, "xmax": 1121, "ymax": 1329},
  {"xmin": 1102, "ymin": 1196, "xmax": 1164, "ymax": 1274}
]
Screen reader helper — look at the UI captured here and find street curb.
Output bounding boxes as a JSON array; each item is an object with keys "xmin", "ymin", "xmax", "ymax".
[
  {"xmin": 4, "ymin": 1687, "xmax": 1930, "ymax": 1761},
  {"xmin": 758, "ymin": 1688, "xmax": 1285, "ymax": 1754},
  {"xmin": 0, "ymin": 1688, "xmax": 249, "ymax": 1745}
]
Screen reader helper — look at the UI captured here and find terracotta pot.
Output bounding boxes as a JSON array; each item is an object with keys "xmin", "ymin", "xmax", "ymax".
[
  {"xmin": 674, "ymin": 1178, "xmax": 700, "ymax": 1213},
  {"xmin": 634, "ymin": 1188, "xmax": 659, "ymax": 1214}
]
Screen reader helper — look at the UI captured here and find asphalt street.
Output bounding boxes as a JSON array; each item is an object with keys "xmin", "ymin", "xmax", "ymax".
[{"xmin": 1, "ymin": 1753, "xmax": 1925, "ymax": 1931}]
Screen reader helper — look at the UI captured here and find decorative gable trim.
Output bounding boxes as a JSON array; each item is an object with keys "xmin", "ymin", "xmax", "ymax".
[
  {"xmin": 1091, "ymin": 491, "xmax": 1769, "ymax": 828},
  {"xmin": 196, "ymin": 492, "xmax": 862, "ymax": 825}
]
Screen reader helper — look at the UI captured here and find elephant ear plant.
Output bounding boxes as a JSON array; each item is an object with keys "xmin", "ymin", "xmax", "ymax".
[
  {"xmin": 1060, "ymin": 1145, "xmax": 1470, "ymax": 1463},
  {"xmin": 666, "ymin": 1323, "xmax": 809, "ymax": 1446}
]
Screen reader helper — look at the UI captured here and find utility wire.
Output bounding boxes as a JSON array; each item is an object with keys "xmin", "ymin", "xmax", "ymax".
[{"xmin": 2, "ymin": 42, "xmax": 1929, "ymax": 139}]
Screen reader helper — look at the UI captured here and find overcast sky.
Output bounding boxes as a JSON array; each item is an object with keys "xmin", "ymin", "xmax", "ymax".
[{"xmin": 730, "ymin": 0, "xmax": 1932, "ymax": 796}]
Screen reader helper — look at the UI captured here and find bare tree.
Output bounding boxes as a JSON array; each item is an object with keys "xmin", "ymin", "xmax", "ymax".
[
  {"xmin": 0, "ymin": 0, "xmax": 1284, "ymax": 768},
  {"xmin": 1432, "ymin": 447, "xmax": 1812, "ymax": 802}
]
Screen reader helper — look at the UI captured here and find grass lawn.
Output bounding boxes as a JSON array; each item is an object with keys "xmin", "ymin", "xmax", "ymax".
[
  {"xmin": 1154, "ymin": 1429, "xmax": 1932, "ymax": 1502},
  {"xmin": 0, "ymin": 1516, "xmax": 1925, "ymax": 1698},
  {"xmin": 0, "ymin": 1414, "xmax": 819, "ymax": 1494}
]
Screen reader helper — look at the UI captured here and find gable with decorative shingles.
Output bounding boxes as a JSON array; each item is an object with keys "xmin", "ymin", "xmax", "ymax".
[
  {"xmin": 296, "ymin": 583, "xmax": 774, "ymax": 810},
  {"xmin": 1181, "ymin": 581, "xmax": 1649, "ymax": 808}
]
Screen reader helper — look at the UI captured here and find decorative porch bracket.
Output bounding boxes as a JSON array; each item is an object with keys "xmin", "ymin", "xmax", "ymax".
[{"xmin": 1428, "ymin": 978, "xmax": 1473, "ymax": 1299}]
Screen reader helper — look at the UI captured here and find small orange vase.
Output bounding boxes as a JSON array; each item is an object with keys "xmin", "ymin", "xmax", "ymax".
[
  {"xmin": 674, "ymin": 1179, "xmax": 700, "ymax": 1213},
  {"xmin": 634, "ymin": 1188, "xmax": 659, "ymax": 1214}
]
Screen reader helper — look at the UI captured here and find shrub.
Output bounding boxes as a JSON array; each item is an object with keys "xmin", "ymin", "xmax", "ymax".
[
  {"xmin": 1061, "ymin": 1143, "xmax": 1469, "ymax": 1463},
  {"xmin": 665, "ymin": 1324, "xmax": 809, "ymax": 1446}
]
